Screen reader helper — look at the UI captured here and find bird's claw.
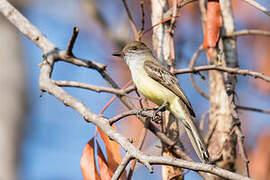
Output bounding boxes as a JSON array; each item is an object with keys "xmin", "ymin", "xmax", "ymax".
[
  {"xmin": 137, "ymin": 102, "xmax": 168, "ymax": 124},
  {"xmin": 152, "ymin": 113, "xmax": 162, "ymax": 124}
]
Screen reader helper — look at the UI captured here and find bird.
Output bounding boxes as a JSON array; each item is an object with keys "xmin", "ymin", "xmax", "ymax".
[{"xmin": 112, "ymin": 41, "xmax": 210, "ymax": 163}]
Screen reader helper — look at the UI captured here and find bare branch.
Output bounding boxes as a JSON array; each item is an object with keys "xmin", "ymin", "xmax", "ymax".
[
  {"xmin": 100, "ymin": 95, "xmax": 118, "ymax": 115},
  {"xmin": 188, "ymin": 45, "xmax": 209, "ymax": 99},
  {"xmin": 109, "ymin": 109, "xmax": 197, "ymax": 171},
  {"xmin": 109, "ymin": 110, "xmax": 154, "ymax": 125},
  {"xmin": 233, "ymin": 126, "xmax": 250, "ymax": 177},
  {"xmin": 241, "ymin": 0, "xmax": 270, "ymax": 16},
  {"xmin": 237, "ymin": 105, "xmax": 270, "ymax": 115},
  {"xmin": 199, "ymin": 111, "xmax": 209, "ymax": 132},
  {"xmin": 174, "ymin": 65, "xmax": 270, "ymax": 83},
  {"xmin": 164, "ymin": 0, "xmax": 197, "ymax": 19},
  {"xmin": 54, "ymin": 80, "xmax": 135, "ymax": 96},
  {"xmin": 122, "ymin": 0, "xmax": 139, "ymax": 40},
  {"xmin": 99, "ymin": 80, "xmax": 135, "ymax": 115},
  {"xmin": 199, "ymin": 0, "xmax": 207, "ymax": 33},
  {"xmin": 146, "ymin": 156, "xmax": 253, "ymax": 180},
  {"xmin": 226, "ymin": 29, "xmax": 270, "ymax": 37},
  {"xmin": 127, "ymin": 128, "xmax": 147, "ymax": 180},
  {"xmin": 57, "ymin": 50, "xmax": 107, "ymax": 70},
  {"xmin": 141, "ymin": 16, "xmax": 178, "ymax": 39},
  {"xmin": 66, "ymin": 27, "xmax": 79, "ymax": 55},
  {"xmin": 168, "ymin": 0, "xmax": 178, "ymax": 70},
  {"xmin": 111, "ymin": 153, "xmax": 132, "ymax": 180},
  {"xmin": 139, "ymin": 0, "xmax": 145, "ymax": 33}
]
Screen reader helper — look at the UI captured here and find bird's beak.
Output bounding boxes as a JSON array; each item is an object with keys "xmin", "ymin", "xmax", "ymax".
[{"xmin": 112, "ymin": 51, "xmax": 123, "ymax": 57}]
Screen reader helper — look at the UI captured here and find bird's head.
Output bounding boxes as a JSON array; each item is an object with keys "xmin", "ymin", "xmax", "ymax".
[{"xmin": 112, "ymin": 41, "xmax": 152, "ymax": 63}]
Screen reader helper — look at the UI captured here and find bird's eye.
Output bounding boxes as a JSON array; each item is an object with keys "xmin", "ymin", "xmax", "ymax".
[{"xmin": 131, "ymin": 46, "xmax": 138, "ymax": 50}]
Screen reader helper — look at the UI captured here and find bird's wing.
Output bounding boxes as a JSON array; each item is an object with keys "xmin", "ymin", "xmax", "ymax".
[{"xmin": 144, "ymin": 60, "xmax": 195, "ymax": 117}]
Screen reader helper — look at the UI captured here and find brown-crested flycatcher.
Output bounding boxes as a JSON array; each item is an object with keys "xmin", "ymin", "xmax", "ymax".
[{"xmin": 113, "ymin": 41, "xmax": 210, "ymax": 163}]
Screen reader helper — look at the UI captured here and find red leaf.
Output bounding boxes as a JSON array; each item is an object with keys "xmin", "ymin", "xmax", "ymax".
[
  {"xmin": 80, "ymin": 138, "xmax": 100, "ymax": 180},
  {"xmin": 98, "ymin": 126, "xmax": 126, "ymax": 179},
  {"xmin": 97, "ymin": 141, "xmax": 113, "ymax": 180},
  {"xmin": 203, "ymin": 0, "xmax": 222, "ymax": 56}
]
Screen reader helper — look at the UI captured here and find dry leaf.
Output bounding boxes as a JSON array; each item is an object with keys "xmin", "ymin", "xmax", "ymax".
[
  {"xmin": 80, "ymin": 138, "xmax": 100, "ymax": 180},
  {"xmin": 98, "ymin": 126, "xmax": 126, "ymax": 179},
  {"xmin": 97, "ymin": 141, "xmax": 113, "ymax": 180},
  {"xmin": 203, "ymin": 0, "xmax": 222, "ymax": 56}
]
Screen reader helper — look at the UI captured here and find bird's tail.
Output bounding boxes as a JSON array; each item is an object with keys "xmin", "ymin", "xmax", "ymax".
[
  {"xmin": 181, "ymin": 117, "xmax": 210, "ymax": 163},
  {"xmin": 170, "ymin": 100, "xmax": 210, "ymax": 163}
]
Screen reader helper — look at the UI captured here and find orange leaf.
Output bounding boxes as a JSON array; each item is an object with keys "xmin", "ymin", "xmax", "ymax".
[
  {"xmin": 203, "ymin": 0, "xmax": 222, "ymax": 56},
  {"xmin": 98, "ymin": 126, "xmax": 122, "ymax": 170},
  {"xmin": 97, "ymin": 141, "xmax": 113, "ymax": 180},
  {"xmin": 80, "ymin": 138, "xmax": 100, "ymax": 180},
  {"xmin": 98, "ymin": 126, "xmax": 126, "ymax": 179}
]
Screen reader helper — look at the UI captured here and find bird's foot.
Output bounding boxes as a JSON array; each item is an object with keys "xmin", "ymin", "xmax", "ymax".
[
  {"xmin": 136, "ymin": 107, "xmax": 162, "ymax": 124},
  {"xmin": 136, "ymin": 108, "xmax": 154, "ymax": 117},
  {"xmin": 137, "ymin": 102, "xmax": 168, "ymax": 124},
  {"xmin": 152, "ymin": 101, "xmax": 168, "ymax": 123}
]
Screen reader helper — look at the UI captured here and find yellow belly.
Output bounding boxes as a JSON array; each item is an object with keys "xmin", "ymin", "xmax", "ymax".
[{"xmin": 134, "ymin": 71, "xmax": 177, "ymax": 106}]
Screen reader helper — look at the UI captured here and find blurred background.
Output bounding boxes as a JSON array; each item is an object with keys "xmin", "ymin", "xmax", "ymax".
[{"xmin": 1, "ymin": 0, "xmax": 270, "ymax": 179}]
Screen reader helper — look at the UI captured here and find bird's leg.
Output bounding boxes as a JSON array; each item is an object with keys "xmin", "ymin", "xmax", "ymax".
[
  {"xmin": 136, "ymin": 107, "xmax": 157, "ymax": 117},
  {"xmin": 137, "ymin": 102, "xmax": 168, "ymax": 124},
  {"xmin": 152, "ymin": 101, "xmax": 168, "ymax": 121}
]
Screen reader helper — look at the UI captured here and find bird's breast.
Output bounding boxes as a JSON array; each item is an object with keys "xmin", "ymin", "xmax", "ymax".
[{"xmin": 130, "ymin": 65, "xmax": 176, "ymax": 106}]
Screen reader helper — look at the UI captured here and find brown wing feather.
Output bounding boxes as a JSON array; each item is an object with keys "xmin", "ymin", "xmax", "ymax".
[{"xmin": 144, "ymin": 60, "xmax": 195, "ymax": 117}]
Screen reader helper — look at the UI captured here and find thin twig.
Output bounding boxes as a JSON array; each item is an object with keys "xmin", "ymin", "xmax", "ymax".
[
  {"xmin": 188, "ymin": 45, "xmax": 204, "ymax": 69},
  {"xmin": 188, "ymin": 45, "xmax": 209, "ymax": 99},
  {"xmin": 135, "ymin": 88, "xmax": 144, "ymax": 109},
  {"xmin": 111, "ymin": 153, "xmax": 132, "ymax": 180},
  {"xmin": 237, "ymin": 105, "xmax": 270, "ymax": 115},
  {"xmin": 99, "ymin": 80, "xmax": 134, "ymax": 115},
  {"xmin": 168, "ymin": 0, "xmax": 177, "ymax": 69},
  {"xmin": 164, "ymin": 0, "xmax": 197, "ymax": 19},
  {"xmin": 127, "ymin": 128, "xmax": 147, "ymax": 180},
  {"xmin": 226, "ymin": 29, "xmax": 270, "ymax": 37},
  {"xmin": 54, "ymin": 80, "xmax": 135, "ymax": 96},
  {"xmin": 174, "ymin": 65, "xmax": 270, "ymax": 83},
  {"xmin": 139, "ymin": 0, "xmax": 145, "ymax": 33},
  {"xmin": 100, "ymin": 94, "xmax": 117, "ymax": 115},
  {"xmin": 109, "ymin": 109, "xmax": 154, "ymax": 125},
  {"xmin": 199, "ymin": 111, "xmax": 209, "ymax": 132},
  {"xmin": 241, "ymin": 0, "xmax": 270, "ymax": 16},
  {"xmin": 66, "ymin": 27, "xmax": 79, "ymax": 55},
  {"xmin": 57, "ymin": 50, "xmax": 107, "ymax": 70},
  {"xmin": 141, "ymin": 16, "xmax": 178, "ymax": 37},
  {"xmin": 122, "ymin": 0, "xmax": 139, "ymax": 40},
  {"xmin": 233, "ymin": 126, "xmax": 250, "ymax": 177},
  {"xmin": 146, "ymin": 156, "xmax": 252, "ymax": 180},
  {"xmin": 205, "ymin": 120, "xmax": 217, "ymax": 146},
  {"xmin": 199, "ymin": 0, "xmax": 207, "ymax": 33}
]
